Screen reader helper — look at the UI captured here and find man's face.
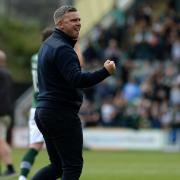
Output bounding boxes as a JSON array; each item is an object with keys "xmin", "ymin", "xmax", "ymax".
[{"xmin": 59, "ymin": 11, "xmax": 81, "ymax": 40}]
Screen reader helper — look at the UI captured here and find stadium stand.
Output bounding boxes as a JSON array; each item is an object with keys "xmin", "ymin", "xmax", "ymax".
[{"xmin": 79, "ymin": 0, "xmax": 180, "ymax": 133}]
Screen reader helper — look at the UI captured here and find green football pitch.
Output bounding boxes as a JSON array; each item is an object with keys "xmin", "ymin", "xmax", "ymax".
[{"xmin": 1, "ymin": 149, "xmax": 180, "ymax": 180}]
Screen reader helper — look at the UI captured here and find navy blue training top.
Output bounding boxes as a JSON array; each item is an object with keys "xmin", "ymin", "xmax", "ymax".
[{"xmin": 37, "ymin": 28, "xmax": 110, "ymax": 112}]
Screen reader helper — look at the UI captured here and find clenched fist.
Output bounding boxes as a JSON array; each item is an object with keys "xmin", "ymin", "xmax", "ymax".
[{"xmin": 104, "ymin": 60, "xmax": 116, "ymax": 75}]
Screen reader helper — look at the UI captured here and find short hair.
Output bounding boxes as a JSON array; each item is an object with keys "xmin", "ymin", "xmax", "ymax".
[
  {"xmin": 42, "ymin": 28, "xmax": 53, "ymax": 41},
  {"xmin": 53, "ymin": 5, "xmax": 77, "ymax": 25}
]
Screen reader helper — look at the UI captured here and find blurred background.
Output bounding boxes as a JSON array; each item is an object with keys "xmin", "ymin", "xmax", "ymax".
[{"xmin": 0, "ymin": 0, "xmax": 179, "ymax": 151}]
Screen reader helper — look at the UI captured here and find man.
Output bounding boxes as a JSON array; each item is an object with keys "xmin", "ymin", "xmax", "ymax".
[
  {"xmin": 18, "ymin": 28, "xmax": 53, "ymax": 180},
  {"xmin": 32, "ymin": 5, "xmax": 116, "ymax": 180},
  {"xmin": 0, "ymin": 50, "xmax": 16, "ymax": 177}
]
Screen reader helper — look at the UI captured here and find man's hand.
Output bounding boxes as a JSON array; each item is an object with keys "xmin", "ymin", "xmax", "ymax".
[{"xmin": 104, "ymin": 60, "xmax": 116, "ymax": 75}]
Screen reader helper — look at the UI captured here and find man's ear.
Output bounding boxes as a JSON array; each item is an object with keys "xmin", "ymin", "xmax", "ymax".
[{"xmin": 58, "ymin": 20, "xmax": 64, "ymax": 30}]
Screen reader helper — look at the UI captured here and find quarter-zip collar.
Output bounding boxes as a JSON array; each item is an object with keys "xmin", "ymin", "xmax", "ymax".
[{"xmin": 53, "ymin": 28, "xmax": 77, "ymax": 47}]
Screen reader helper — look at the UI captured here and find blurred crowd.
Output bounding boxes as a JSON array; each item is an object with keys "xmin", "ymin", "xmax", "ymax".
[{"xmin": 79, "ymin": 0, "xmax": 180, "ymax": 131}]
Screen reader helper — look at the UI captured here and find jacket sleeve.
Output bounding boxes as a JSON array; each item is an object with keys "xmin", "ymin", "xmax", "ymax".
[{"xmin": 55, "ymin": 46, "xmax": 110, "ymax": 88}]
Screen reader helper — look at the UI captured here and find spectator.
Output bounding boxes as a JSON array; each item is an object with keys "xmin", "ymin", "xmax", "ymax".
[
  {"xmin": 171, "ymin": 30, "xmax": 180, "ymax": 64},
  {"xmin": 104, "ymin": 38, "xmax": 121, "ymax": 65},
  {"xmin": 100, "ymin": 96, "xmax": 118, "ymax": 126},
  {"xmin": 79, "ymin": 99, "xmax": 100, "ymax": 127},
  {"xmin": 122, "ymin": 76, "xmax": 141, "ymax": 103},
  {"xmin": 83, "ymin": 38, "xmax": 99, "ymax": 64}
]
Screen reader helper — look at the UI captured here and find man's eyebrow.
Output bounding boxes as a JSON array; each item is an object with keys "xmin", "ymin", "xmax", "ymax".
[{"xmin": 71, "ymin": 17, "xmax": 81, "ymax": 21}]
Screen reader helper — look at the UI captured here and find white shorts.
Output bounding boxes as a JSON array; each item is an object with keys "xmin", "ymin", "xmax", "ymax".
[{"xmin": 28, "ymin": 108, "xmax": 44, "ymax": 144}]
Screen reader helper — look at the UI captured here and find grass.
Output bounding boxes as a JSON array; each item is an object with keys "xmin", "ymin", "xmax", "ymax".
[{"xmin": 1, "ymin": 149, "xmax": 180, "ymax": 180}]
